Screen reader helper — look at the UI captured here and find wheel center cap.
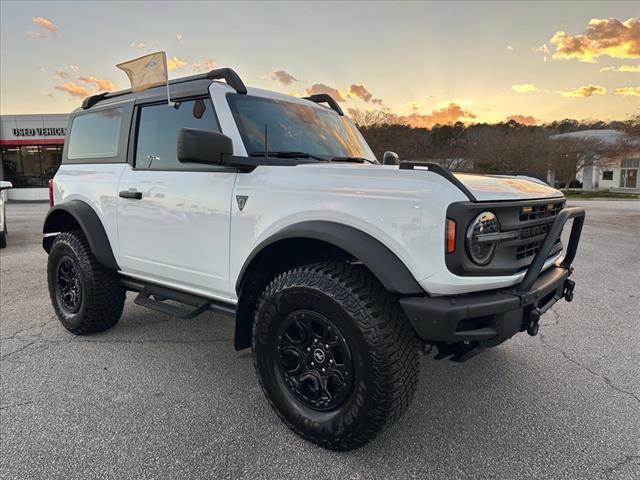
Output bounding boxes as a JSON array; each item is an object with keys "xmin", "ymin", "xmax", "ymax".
[{"xmin": 313, "ymin": 348, "xmax": 326, "ymax": 364}]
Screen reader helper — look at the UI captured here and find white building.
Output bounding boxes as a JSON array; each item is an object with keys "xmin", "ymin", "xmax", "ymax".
[
  {"xmin": 0, "ymin": 114, "xmax": 69, "ymax": 201},
  {"xmin": 551, "ymin": 129, "xmax": 640, "ymax": 193}
]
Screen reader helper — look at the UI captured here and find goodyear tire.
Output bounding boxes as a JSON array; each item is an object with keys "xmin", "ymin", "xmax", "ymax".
[
  {"xmin": 47, "ymin": 230, "xmax": 125, "ymax": 335},
  {"xmin": 252, "ymin": 262, "xmax": 420, "ymax": 451}
]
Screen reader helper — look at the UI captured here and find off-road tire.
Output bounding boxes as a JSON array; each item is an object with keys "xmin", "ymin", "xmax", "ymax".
[
  {"xmin": 47, "ymin": 230, "xmax": 125, "ymax": 335},
  {"xmin": 252, "ymin": 262, "xmax": 420, "ymax": 451}
]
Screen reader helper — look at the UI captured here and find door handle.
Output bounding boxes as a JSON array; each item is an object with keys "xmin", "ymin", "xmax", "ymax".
[{"xmin": 119, "ymin": 190, "xmax": 142, "ymax": 200}]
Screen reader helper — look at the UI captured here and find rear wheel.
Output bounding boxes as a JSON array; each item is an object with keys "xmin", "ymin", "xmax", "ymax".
[
  {"xmin": 0, "ymin": 225, "xmax": 6, "ymax": 248},
  {"xmin": 252, "ymin": 262, "xmax": 420, "ymax": 451},
  {"xmin": 47, "ymin": 231, "xmax": 125, "ymax": 335}
]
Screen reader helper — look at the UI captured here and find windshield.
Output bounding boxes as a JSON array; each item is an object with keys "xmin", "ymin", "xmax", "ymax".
[{"xmin": 227, "ymin": 94, "xmax": 377, "ymax": 162}]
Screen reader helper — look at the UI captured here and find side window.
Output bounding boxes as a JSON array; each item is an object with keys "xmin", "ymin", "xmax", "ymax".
[
  {"xmin": 67, "ymin": 108, "xmax": 124, "ymax": 161},
  {"xmin": 135, "ymin": 98, "xmax": 220, "ymax": 170}
]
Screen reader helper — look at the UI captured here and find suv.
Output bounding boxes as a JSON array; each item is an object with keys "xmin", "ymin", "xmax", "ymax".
[{"xmin": 43, "ymin": 68, "xmax": 584, "ymax": 450}]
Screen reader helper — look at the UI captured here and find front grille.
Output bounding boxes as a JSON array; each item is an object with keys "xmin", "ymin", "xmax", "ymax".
[
  {"xmin": 516, "ymin": 237, "xmax": 561, "ymax": 261},
  {"xmin": 519, "ymin": 201, "xmax": 564, "ymax": 222}
]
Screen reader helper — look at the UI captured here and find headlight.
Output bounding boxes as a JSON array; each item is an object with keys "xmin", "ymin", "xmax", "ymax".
[{"xmin": 466, "ymin": 211, "xmax": 499, "ymax": 265}]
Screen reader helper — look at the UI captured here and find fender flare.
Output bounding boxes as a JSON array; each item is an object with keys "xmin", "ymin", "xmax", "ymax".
[
  {"xmin": 236, "ymin": 221, "xmax": 424, "ymax": 295},
  {"xmin": 43, "ymin": 200, "xmax": 119, "ymax": 271}
]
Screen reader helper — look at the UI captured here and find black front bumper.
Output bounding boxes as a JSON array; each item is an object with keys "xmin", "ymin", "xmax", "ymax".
[{"xmin": 399, "ymin": 206, "xmax": 585, "ymax": 351}]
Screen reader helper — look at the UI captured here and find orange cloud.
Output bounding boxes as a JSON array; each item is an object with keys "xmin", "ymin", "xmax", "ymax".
[
  {"xmin": 506, "ymin": 114, "xmax": 537, "ymax": 125},
  {"xmin": 55, "ymin": 82, "xmax": 91, "ymax": 98},
  {"xmin": 167, "ymin": 56, "xmax": 187, "ymax": 71},
  {"xmin": 407, "ymin": 101, "xmax": 421, "ymax": 111},
  {"xmin": 557, "ymin": 84, "xmax": 606, "ymax": 97},
  {"xmin": 600, "ymin": 65, "xmax": 640, "ymax": 73},
  {"xmin": 550, "ymin": 18, "xmax": 640, "ymax": 63},
  {"xmin": 614, "ymin": 86, "xmax": 640, "ymax": 96},
  {"xmin": 32, "ymin": 16, "xmax": 58, "ymax": 36},
  {"xmin": 78, "ymin": 76, "xmax": 117, "ymax": 91},
  {"xmin": 266, "ymin": 69, "xmax": 298, "ymax": 86},
  {"xmin": 398, "ymin": 103, "xmax": 476, "ymax": 128},
  {"xmin": 348, "ymin": 84, "xmax": 373, "ymax": 102},
  {"xmin": 512, "ymin": 83, "xmax": 538, "ymax": 94},
  {"xmin": 304, "ymin": 83, "xmax": 346, "ymax": 102},
  {"xmin": 192, "ymin": 60, "xmax": 217, "ymax": 73}
]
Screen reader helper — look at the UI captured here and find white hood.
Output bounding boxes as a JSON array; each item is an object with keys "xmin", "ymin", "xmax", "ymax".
[{"xmin": 453, "ymin": 173, "xmax": 563, "ymax": 201}]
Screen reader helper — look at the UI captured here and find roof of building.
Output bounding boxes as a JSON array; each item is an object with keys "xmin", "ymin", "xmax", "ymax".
[{"xmin": 550, "ymin": 129, "xmax": 640, "ymax": 150}]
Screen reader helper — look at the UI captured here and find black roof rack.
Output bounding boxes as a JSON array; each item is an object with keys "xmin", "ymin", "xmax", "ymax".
[
  {"xmin": 303, "ymin": 94, "xmax": 344, "ymax": 116},
  {"xmin": 81, "ymin": 67, "xmax": 247, "ymax": 110}
]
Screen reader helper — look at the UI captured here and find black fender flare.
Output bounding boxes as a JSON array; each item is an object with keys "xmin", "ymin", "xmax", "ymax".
[
  {"xmin": 43, "ymin": 200, "xmax": 119, "ymax": 271},
  {"xmin": 236, "ymin": 221, "xmax": 424, "ymax": 295}
]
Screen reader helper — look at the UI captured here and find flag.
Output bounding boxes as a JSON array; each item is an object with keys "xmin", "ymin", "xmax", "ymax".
[{"xmin": 117, "ymin": 51, "xmax": 168, "ymax": 92}]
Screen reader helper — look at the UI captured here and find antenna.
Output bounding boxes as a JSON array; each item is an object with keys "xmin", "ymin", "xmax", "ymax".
[{"xmin": 264, "ymin": 124, "xmax": 268, "ymax": 162}]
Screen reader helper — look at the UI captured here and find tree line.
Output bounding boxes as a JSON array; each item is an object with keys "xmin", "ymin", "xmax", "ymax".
[{"xmin": 353, "ymin": 110, "xmax": 640, "ymax": 188}]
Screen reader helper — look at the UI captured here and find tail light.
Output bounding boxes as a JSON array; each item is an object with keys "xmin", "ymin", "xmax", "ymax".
[
  {"xmin": 445, "ymin": 219, "xmax": 456, "ymax": 254},
  {"xmin": 48, "ymin": 179, "xmax": 54, "ymax": 207}
]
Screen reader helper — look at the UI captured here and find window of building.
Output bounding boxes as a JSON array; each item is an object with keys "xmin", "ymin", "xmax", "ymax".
[
  {"xmin": 135, "ymin": 98, "xmax": 220, "ymax": 170},
  {"xmin": 620, "ymin": 158, "xmax": 639, "ymax": 189},
  {"xmin": 602, "ymin": 171, "xmax": 613, "ymax": 181},
  {"xmin": 67, "ymin": 107, "xmax": 124, "ymax": 160},
  {"xmin": 1, "ymin": 144, "xmax": 63, "ymax": 188}
]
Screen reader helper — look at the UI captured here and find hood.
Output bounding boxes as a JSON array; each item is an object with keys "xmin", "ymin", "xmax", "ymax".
[{"xmin": 452, "ymin": 173, "xmax": 563, "ymax": 201}]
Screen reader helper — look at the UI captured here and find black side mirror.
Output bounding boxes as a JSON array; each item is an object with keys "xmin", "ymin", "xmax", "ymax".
[
  {"xmin": 177, "ymin": 128, "xmax": 233, "ymax": 165},
  {"xmin": 383, "ymin": 151, "xmax": 400, "ymax": 165}
]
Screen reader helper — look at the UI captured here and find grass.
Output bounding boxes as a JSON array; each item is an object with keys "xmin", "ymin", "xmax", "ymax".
[{"xmin": 563, "ymin": 190, "xmax": 640, "ymax": 200}]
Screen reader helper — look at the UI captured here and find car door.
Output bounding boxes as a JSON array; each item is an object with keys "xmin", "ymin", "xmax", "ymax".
[{"xmin": 116, "ymin": 97, "xmax": 237, "ymax": 300}]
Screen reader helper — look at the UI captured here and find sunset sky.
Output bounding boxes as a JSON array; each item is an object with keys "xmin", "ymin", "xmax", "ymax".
[{"xmin": 1, "ymin": 1, "xmax": 638, "ymax": 127}]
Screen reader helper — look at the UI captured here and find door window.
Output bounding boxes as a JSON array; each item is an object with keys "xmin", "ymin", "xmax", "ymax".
[{"xmin": 135, "ymin": 98, "xmax": 220, "ymax": 170}]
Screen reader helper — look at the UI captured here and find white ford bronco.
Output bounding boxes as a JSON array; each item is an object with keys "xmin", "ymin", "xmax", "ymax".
[{"xmin": 43, "ymin": 68, "xmax": 584, "ymax": 450}]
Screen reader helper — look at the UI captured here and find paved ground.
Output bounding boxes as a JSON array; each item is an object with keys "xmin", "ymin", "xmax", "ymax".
[{"xmin": 1, "ymin": 201, "xmax": 638, "ymax": 480}]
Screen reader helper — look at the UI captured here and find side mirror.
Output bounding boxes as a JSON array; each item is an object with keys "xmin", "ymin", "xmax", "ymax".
[
  {"xmin": 177, "ymin": 128, "xmax": 233, "ymax": 165},
  {"xmin": 383, "ymin": 151, "xmax": 400, "ymax": 165},
  {"xmin": 0, "ymin": 181, "xmax": 12, "ymax": 191}
]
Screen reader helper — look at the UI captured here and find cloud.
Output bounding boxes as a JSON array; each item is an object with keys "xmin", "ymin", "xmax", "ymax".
[
  {"xmin": 512, "ymin": 83, "xmax": 538, "ymax": 94},
  {"xmin": 55, "ymin": 82, "xmax": 91, "ymax": 98},
  {"xmin": 192, "ymin": 59, "xmax": 217, "ymax": 73},
  {"xmin": 397, "ymin": 102, "xmax": 476, "ymax": 128},
  {"xmin": 78, "ymin": 76, "xmax": 117, "ymax": 91},
  {"xmin": 550, "ymin": 17, "xmax": 640, "ymax": 63},
  {"xmin": 176, "ymin": 33, "xmax": 183, "ymax": 44},
  {"xmin": 506, "ymin": 46, "xmax": 514, "ymax": 51},
  {"xmin": 130, "ymin": 41, "xmax": 146, "ymax": 49},
  {"xmin": 557, "ymin": 84, "xmax": 606, "ymax": 97},
  {"xmin": 371, "ymin": 98, "xmax": 383, "ymax": 105},
  {"xmin": 26, "ymin": 30, "xmax": 46, "ymax": 40},
  {"xmin": 167, "ymin": 56, "xmax": 188, "ymax": 71},
  {"xmin": 304, "ymin": 83, "xmax": 346, "ymax": 101},
  {"xmin": 533, "ymin": 43, "xmax": 551, "ymax": 62},
  {"xmin": 600, "ymin": 64, "xmax": 640, "ymax": 73},
  {"xmin": 69, "ymin": 65, "xmax": 79, "ymax": 73},
  {"xmin": 32, "ymin": 16, "xmax": 58, "ymax": 36},
  {"xmin": 614, "ymin": 86, "xmax": 640, "ymax": 96},
  {"xmin": 407, "ymin": 101, "xmax": 421, "ymax": 111},
  {"xmin": 266, "ymin": 69, "xmax": 298, "ymax": 86},
  {"xmin": 506, "ymin": 114, "xmax": 537, "ymax": 125},
  {"xmin": 42, "ymin": 91, "xmax": 53, "ymax": 98},
  {"xmin": 347, "ymin": 84, "xmax": 374, "ymax": 102},
  {"xmin": 54, "ymin": 69, "xmax": 68, "ymax": 79}
]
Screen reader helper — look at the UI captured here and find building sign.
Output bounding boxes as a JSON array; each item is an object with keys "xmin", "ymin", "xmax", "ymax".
[{"xmin": 12, "ymin": 127, "xmax": 67, "ymax": 137}]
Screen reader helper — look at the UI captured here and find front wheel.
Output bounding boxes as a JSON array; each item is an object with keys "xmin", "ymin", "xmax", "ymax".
[{"xmin": 252, "ymin": 262, "xmax": 420, "ymax": 451}]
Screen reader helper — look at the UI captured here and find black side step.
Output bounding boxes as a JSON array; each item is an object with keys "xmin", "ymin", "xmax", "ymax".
[{"xmin": 121, "ymin": 277, "xmax": 236, "ymax": 319}]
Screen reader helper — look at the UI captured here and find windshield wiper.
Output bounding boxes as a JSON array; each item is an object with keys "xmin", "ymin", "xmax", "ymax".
[
  {"xmin": 330, "ymin": 156, "xmax": 376, "ymax": 164},
  {"xmin": 250, "ymin": 151, "xmax": 327, "ymax": 162}
]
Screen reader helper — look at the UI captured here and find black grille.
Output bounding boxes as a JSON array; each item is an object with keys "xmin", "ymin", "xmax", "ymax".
[
  {"xmin": 516, "ymin": 237, "xmax": 561, "ymax": 261},
  {"xmin": 519, "ymin": 202, "xmax": 564, "ymax": 222}
]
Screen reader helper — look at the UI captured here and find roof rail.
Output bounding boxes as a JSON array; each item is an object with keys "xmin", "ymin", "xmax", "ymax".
[
  {"xmin": 81, "ymin": 67, "xmax": 247, "ymax": 110},
  {"xmin": 303, "ymin": 94, "xmax": 344, "ymax": 116}
]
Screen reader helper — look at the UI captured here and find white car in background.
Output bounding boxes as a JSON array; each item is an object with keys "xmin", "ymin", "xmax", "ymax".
[{"xmin": 0, "ymin": 181, "xmax": 12, "ymax": 248}]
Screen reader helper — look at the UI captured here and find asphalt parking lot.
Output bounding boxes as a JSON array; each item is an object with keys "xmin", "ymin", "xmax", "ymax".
[{"xmin": 1, "ymin": 200, "xmax": 639, "ymax": 480}]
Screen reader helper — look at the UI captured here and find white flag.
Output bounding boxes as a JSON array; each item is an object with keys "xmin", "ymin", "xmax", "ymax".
[{"xmin": 117, "ymin": 51, "xmax": 168, "ymax": 92}]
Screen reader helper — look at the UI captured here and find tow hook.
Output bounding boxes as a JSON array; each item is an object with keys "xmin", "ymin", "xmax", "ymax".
[
  {"xmin": 564, "ymin": 279, "xmax": 575, "ymax": 302},
  {"xmin": 526, "ymin": 308, "xmax": 541, "ymax": 336}
]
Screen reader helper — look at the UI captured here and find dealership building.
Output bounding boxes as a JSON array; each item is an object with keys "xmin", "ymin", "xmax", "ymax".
[{"xmin": 0, "ymin": 114, "xmax": 68, "ymax": 201}]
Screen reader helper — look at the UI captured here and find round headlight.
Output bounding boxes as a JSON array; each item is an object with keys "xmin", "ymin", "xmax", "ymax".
[{"xmin": 466, "ymin": 211, "xmax": 499, "ymax": 265}]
